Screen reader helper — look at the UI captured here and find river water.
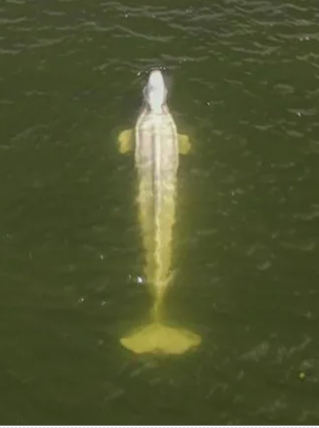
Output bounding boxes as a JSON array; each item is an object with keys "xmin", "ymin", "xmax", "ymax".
[{"xmin": 1, "ymin": 0, "xmax": 319, "ymax": 424}]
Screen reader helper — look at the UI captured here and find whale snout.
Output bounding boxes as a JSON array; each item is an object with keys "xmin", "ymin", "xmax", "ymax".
[
  {"xmin": 144, "ymin": 69, "xmax": 167, "ymax": 112},
  {"xmin": 148, "ymin": 70, "xmax": 165, "ymax": 88}
]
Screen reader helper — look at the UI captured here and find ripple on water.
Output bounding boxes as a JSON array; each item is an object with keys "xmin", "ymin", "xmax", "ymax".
[{"xmin": 1, "ymin": 0, "xmax": 319, "ymax": 424}]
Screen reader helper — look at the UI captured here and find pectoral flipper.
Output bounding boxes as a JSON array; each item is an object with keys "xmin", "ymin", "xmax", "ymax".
[
  {"xmin": 118, "ymin": 129, "xmax": 134, "ymax": 154},
  {"xmin": 178, "ymin": 134, "xmax": 191, "ymax": 155}
]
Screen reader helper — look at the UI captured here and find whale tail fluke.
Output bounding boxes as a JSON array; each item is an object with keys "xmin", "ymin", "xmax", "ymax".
[{"xmin": 120, "ymin": 322, "xmax": 201, "ymax": 355}]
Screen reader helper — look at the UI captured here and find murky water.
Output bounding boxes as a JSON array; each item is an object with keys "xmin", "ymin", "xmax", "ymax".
[{"xmin": 1, "ymin": 0, "xmax": 319, "ymax": 424}]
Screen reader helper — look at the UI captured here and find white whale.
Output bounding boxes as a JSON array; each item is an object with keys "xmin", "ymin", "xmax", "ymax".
[{"xmin": 117, "ymin": 69, "xmax": 201, "ymax": 354}]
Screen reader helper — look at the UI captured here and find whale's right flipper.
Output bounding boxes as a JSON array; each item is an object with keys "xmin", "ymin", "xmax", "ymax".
[
  {"xmin": 178, "ymin": 134, "xmax": 191, "ymax": 155},
  {"xmin": 118, "ymin": 129, "xmax": 134, "ymax": 154}
]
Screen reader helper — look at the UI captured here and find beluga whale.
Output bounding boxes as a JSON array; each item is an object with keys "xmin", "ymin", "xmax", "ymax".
[{"xmin": 117, "ymin": 69, "xmax": 201, "ymax": 355}]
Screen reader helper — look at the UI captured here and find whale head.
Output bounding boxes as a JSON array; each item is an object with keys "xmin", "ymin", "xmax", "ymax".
[{"xmin": 143, "ymin": 69, "xmax": 167, "ymax": 113}]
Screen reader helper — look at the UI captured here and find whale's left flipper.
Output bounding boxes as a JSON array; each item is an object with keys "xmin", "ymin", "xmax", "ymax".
[{"xmin": 118, "ymin": 129, "xmax": 134, "ymax": 154}]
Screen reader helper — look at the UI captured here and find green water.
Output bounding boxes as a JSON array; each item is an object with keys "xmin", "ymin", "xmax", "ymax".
[{"xmin": 1, "ymin": 0, "xmax": 319, "ymax": 424}]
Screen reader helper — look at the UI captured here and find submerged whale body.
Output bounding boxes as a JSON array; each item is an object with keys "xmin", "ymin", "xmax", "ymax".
[{"xmin": 117, "ymin": 69, "xmax": 201, "ymax": 355}]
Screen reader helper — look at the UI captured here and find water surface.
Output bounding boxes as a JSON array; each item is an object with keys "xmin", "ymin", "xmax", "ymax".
[{"xmin": 1, "ymin": 0, "xmax": 319, "ymax": 424}]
